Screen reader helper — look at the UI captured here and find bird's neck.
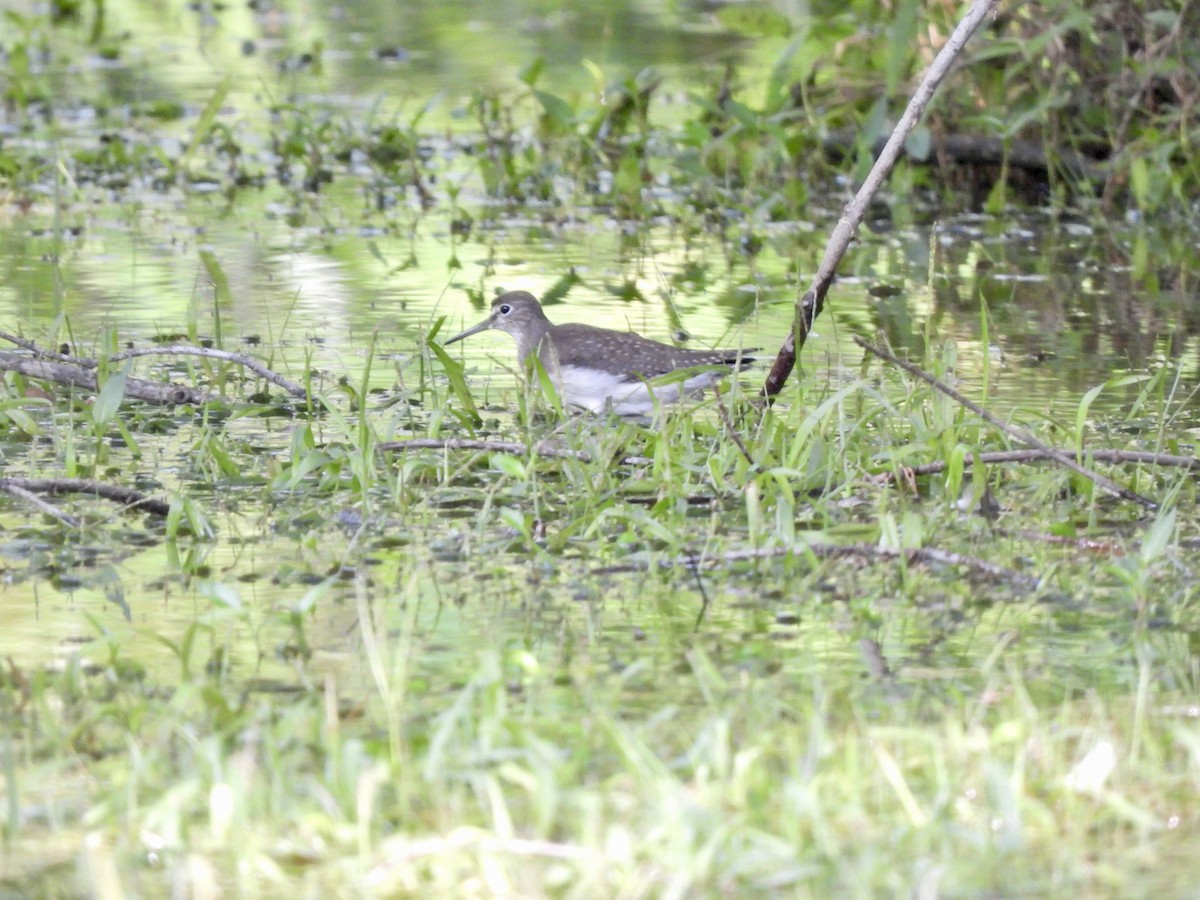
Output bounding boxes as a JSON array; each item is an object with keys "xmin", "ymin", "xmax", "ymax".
[{"xmin": 513, "ymin": 318, "xmax": 553, "ymax": 364}]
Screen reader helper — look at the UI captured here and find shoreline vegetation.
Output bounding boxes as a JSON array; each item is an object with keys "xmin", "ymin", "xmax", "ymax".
[{"xmin": 2, "ymin": 0, "xmax": 1199, "ymax": 895}]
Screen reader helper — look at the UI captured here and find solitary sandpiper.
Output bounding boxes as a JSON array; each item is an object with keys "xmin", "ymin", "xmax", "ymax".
[{"xmin": 443, "ymin": 291, "xmax": 755, "ymax": 416}]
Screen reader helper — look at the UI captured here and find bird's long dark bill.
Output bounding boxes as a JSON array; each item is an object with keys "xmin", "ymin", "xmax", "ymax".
[{"xmin": 443, "ymin": 318, "xmax": 494, "ymax": 345}]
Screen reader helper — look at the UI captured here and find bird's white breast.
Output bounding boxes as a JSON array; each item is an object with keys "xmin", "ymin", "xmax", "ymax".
[{"xmin": 553, "ymin": 365, "xmax": 727, "ymax": 416}]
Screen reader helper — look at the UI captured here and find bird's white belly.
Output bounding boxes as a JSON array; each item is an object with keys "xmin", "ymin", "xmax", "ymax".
[{"xmin": 554, "ymin": 366, "xmax": 725, "ymax": 416}]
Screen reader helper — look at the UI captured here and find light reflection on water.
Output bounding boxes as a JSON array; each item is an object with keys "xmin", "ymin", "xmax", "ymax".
[{"xmin": 9, "ymin": 206, "xmax": 1194, "ymax": 412}]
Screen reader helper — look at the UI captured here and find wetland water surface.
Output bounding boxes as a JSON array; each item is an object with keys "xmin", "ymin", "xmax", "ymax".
[{"xmin": 2, "ymin": 2, "xmax": 1200, "ymax": 894}]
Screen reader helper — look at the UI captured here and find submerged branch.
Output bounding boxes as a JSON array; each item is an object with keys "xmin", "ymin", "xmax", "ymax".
[
  {"xmin": 0, "ymin": 482, "xmax": 82, "ymax": 528},
  {"xmin": 822, "ymin": 130, "xmax": 1107, "ymax": 182},
  {"xmin": 0, "ymin": 477, "xmax": 172, "ymax": 517},
  {"xmin": 855, "ymin": 337, "xmax": 1158, "ymax": 509},
  {"xmin": 762, "ymin": 0, "xmax": 1000, "ymax": 400}
]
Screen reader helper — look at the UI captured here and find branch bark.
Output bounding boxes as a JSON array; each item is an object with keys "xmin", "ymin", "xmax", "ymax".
[
  {"xmin": 0, "ymin": 477, "xmax": 171, "ymax": 517},
  {"xmin": 763, "ymin": 0, "xmax": 1000, "ymax": 399},
  {"xmin": 0, "ymin": 352, "xmax": 210, "ymax": 405}
]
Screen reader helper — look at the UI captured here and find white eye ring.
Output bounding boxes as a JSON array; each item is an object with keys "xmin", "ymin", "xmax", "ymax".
[{"xmin": 499, "ymin": 304, "xmax": 512, "ymax": 315}]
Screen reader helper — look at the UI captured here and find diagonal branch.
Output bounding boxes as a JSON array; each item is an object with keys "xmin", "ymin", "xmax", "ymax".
[
  {"xmin": 855, "ymin": 336, "xmax": 1157, "ymax": 510},
  {"xmin": 763, "ymin": 0, "xmax": 1000, "ymax": 399}
]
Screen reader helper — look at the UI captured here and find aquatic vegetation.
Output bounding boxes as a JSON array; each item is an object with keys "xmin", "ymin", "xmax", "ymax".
[{"xmin": 1, "ymin": 0, "xmax": 1199, "ymax": 895}]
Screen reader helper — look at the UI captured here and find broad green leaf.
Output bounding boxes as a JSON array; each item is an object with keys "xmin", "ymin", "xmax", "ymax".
[
  {"xmin": 518, "ymin": 57, "xmax": 545, "ymax": 87},
  {"xmin": 904, "ymin": 126, "xmax": 932, "ymax": 161},
  {"xmin": 490, "ymin": 453, "xmax": 528, "ymax": 480},
  {"xmin": 534, "ymin": 90, "xmax": 575, "ymax": 129},
  {"xmin": 93, "ymin": 360, "xmax": 132, "ymax": 426},
  {"xmin": 1140, "ymin": 507, "xmax": 1176, "ymax": 564}
]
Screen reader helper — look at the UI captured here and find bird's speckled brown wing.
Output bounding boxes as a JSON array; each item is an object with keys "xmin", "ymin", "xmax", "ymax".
[{"xmin": 541, "ymin": 324, "xmax": 755, "ymax": 379}]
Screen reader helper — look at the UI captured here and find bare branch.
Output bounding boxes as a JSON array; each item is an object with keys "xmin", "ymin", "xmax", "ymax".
[
  {"xmin": 855, "ymin": 336, "xmax": 1157, "ymax": 509},
  {"xmin": 0, "ymin": 353, "xmax": 209, "ymax": 405},
  {"xmin": 0, "ymin": 478, "xmax": 171, "ymax": 517},
  {"xmin": 763, "ymin": 0, "xmax": 1000, "ymax": 398},
  {"xmin": 108, "ymin": 345, "xmax": 308, "ymax": 398},
  {"xmin": 0, "ymin": 482, "xmax": 81, "ymax": 527}
]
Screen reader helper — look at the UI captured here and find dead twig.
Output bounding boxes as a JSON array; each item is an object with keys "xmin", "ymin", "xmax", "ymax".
[
  {"xmin": 855, "ymin": 337, "xmax": 1157, "ymax": 509},
  {"xmin": 107, "ymin": 345, "xmax": 308, "ymax": 398},
  {"xmin": 0, "ymin": 482, "xmax": 81, "ymax": 527},
  {"xmin": 873, "ymin": 447, "xmax": 1200, "ymax": 482},
  {"xmin": 763, "ymin": 0, "xmax": 1000, "ymax": 399},
  {"xmin": 0, "ymin": 477, "xmax": 171, "ymax": 517}
]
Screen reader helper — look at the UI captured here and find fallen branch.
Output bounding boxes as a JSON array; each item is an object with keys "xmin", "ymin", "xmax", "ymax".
[
  {"xmin": 873, "ymin": 447, "xmax": 1200, "ymax": 481},
  {"xmin": 0, "ymin": 353, "xmax": 209, "ymax": 405},
  {"xmin": 107, "ymin": 346, "xmax": 308, "ymax": 398},
  {"xmin": 0, "ymin": 477, "xmax": 171, "ymax": 517},
  {"xmin": 763, "ymin": 0, "xmax": 1000, "ymax": 399},
  {"xmin": 0, "ymin": 338, "xmax": 309, "ymax": 405},
  {"xmin": 855, "ymin": 336, "xmax": 1157, "ymax": 510},
  {"xmin": 0, "ymin": 482, "xmax": 81, "ymax": 527},
  {"xmin": 822, "ymin": 130, "xmax": 1107, "ymax": 182}
]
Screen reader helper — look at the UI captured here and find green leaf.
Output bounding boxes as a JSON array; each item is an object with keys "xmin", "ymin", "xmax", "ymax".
[
  {"xmin": 499, "ymin": 507, "xmax": 530, "ymax": 538},
  {"xmin": 1074, "ymin": 375, "xmax": 1145, "ymax": 448},
  {"xmin": 885, "ymin": 0, "xmax": 918, "ymax": 92},
  {"xmin": 1130, "ymin": 156, "xmax": 1150, "ymax": 209},
  {"xmin": 0, "ymin": 401, "xmax": 41, "ymax": 437},
  {"xmin": 199, "ymin": 249, "xmax": 232, "ymax": 305},
  {"xmin": 490, "ymin": 453, "xmax": 528, "ymax": 480},
  {"xmin": 764, "ymin": 36, "xmax": 804, "ymax": 113},
  {"xmin": 534, "ymin": 90, "xmax": 575, "ymax": 129},
  {"xmin": 93, "ymin": 360, "xmax": 132, "ymax": 426},
  {"xmin": 1140, "ymin": 507, "xmax": 1176, "ymax": 564},
  {"xmin": 904, "ymin": 126, "xmax": 932, "ymax": 161},
  {"xmin": 518, "ymin": 57, "xmax": 545, "ymax": 87},
  {"xmin": 201, "ymin": 580, "xmax": 244, "ymax": 611},
  {"xmin": 429, "ymin": 339, "xmax": 481, "ymax": 423},
  {"xmin": 179, "ymin": 78, "xmax": 231, "ymax": 171}
]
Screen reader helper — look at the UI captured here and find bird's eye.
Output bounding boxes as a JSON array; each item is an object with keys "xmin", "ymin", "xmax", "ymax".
[{"xmin": 499, "ymin": 304, "xmax": 512, "ymax": 315}]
